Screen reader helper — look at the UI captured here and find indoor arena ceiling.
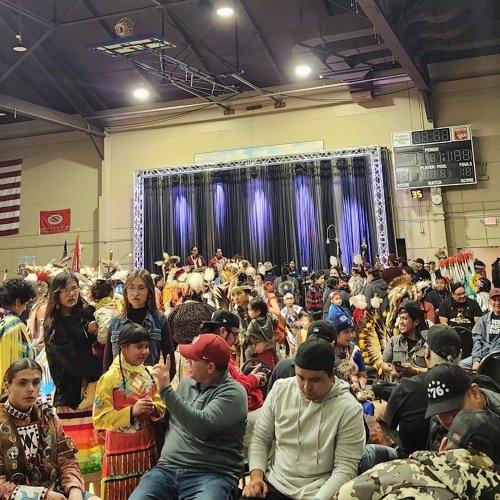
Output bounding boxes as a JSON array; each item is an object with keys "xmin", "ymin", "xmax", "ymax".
[{"xmin": 0, "ymin": 0, "xmax": 498, "ymax": 133}]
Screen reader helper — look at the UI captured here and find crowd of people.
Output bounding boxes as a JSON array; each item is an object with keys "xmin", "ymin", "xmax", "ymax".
[{"xmin": 0, "ymin": 248, "xmax": 498, "ymax": 499}]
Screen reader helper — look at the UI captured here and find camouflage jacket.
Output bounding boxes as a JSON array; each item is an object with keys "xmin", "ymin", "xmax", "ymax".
[{"xmin": 333, "ymin": 449, "xmax": 500, "ymax": 499}]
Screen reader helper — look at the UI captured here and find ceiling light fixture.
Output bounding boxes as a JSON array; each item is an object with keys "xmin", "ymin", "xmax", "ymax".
[
  {"xmin": 133, "ymin": 87, "xmax": 150, "ymax": 99},
  {"xmin": 13, "ymin": 35, "xmax": 27, "ymax": 52},
  {"xmin": 295, "ymin": 63, "xmax": 312, "ymax": 77},
  {"xmin": 216, "ymin": 0, "xmax": 234, "ymax": 17}
]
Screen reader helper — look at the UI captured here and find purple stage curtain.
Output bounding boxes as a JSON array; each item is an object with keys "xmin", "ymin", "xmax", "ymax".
[{"xmin": 142, "ymin": 159, "xmax": 390, "ymax": 274}]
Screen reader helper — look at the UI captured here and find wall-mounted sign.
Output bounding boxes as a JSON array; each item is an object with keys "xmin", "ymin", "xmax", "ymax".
[{"xmin": 392, "ymin": 125, "xmax": 476, "ymax": 189}]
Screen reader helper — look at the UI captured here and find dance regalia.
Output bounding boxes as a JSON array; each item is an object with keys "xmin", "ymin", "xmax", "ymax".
[
  {"xmin": 0, "ymin": 401, "xmax": 84, "ymax": 499},
  {"xmin": 93, "ymin": 356, "xmax": 166, "ymax": 500},
  {"xmin": 0, "ymin": 309, "xmax": 31, "ymax": 385}
]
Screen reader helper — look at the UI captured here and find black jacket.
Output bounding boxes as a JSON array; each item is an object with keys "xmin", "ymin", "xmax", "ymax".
[{"xmin": 45, "ymin": 314, "xmax": 102, "ymax": 409}]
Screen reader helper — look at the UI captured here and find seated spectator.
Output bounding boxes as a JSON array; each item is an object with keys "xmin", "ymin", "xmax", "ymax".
[
  {"xmin": 425, "ymin": 362, "xmax": 500, "ymax": 451},
  {"xmin": 0, "ymin": 359, "xmax": 100, "ymax": 500},
  {"xmin": 382, "ymin": 324, "xmax": 462, "ymax": 458},
  {"xmin": 438, "ymin": 283, "xmax": 482, "ymax": 329},
  {"xmin": 201, "ymin": 310, "xmax": 267, "ymax": 412},
  {"xmin": 381, "ymin": 301, "xmax": 427, "ymax": 380},
  {"xmin": 414, "ymin": 281, "xmax": 435, "ymax": 324},
  {"xmin": 130, "ymin": 334, "xmax": 247, "ymax": 500},
  {"xmin": 461, "ymin": 287, "xmax": 500, "ymax": 370},
  {"xmin": 241, "ymin": 337, "xmax": 365, "ymax": 500},
  {"xmin": 334, "ymin": 408, "xmax": 500, "ymax": 499}
]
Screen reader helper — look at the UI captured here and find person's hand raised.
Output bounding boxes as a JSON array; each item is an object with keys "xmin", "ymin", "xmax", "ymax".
[{"xmin": 152, "ymin": 354, "xmax": 172, "ymax": 389}]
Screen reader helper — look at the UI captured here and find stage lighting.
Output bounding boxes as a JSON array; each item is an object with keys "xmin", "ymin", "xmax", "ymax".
[{"xmin": 250, "ymin": 166, "xmax": 258, "ymax": 179}]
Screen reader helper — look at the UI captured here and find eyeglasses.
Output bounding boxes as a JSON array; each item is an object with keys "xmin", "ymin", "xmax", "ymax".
[
  {"xmin": 60, "ymin": 286, "xmax": 79, "ymax": 296},
  {"xmin": 126, "ymin": 286, "xmax": 148, "ymax": 294}
]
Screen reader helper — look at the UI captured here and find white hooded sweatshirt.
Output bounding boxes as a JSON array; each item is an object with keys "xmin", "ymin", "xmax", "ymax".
[{"xmin": 249, "ymin": 377, "xmax": 365, "ymax": 500}]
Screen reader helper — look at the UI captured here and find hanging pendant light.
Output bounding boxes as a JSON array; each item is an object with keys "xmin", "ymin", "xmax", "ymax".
[{"xmin": 13, "ymin": 34, "xmax": 27, "ymax": 52}]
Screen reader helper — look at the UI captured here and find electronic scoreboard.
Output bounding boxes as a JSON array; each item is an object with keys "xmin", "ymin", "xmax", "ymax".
[{"xmin": 392, "ymin": 125, "xmax": 476, "ymax": 189}]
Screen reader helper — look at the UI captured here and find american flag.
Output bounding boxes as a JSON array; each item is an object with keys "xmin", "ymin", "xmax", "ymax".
[{"xmin": 0, "ymin": 159, "xmax": 21, "ymax": 237}]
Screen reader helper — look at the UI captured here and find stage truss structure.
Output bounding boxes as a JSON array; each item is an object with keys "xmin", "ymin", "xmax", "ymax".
[{"xmin": 133, "ymin": 146, "xmax": 390, "ymax": 269}]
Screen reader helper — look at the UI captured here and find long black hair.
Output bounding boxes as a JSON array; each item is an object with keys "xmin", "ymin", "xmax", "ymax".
[{"xmin": 43, "ymin": 270, "xmax": 92, "ymax": 344}]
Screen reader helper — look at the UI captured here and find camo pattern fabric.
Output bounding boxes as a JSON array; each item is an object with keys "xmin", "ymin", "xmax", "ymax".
[{"xmin": 333, "ymin": 448, "xmax": 500, "ymax": 499}]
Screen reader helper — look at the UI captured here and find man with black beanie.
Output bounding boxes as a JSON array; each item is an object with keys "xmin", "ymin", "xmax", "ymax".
[{"xmin": 241, "ymin": 336, "xmax": 365, "ymax": 500}]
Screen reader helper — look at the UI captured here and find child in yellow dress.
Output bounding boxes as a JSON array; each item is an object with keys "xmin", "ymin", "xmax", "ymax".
[{"xmin": 93, "ymin": 323, "xmax": 166, "ymax": 500}]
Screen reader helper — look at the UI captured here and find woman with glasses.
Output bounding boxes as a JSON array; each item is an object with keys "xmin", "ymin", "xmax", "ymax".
[
  {"xmin": 0, "ymin": 277, "xmax": 37, "ymax": 383},
  {"xmin": 103, "ymin": 270, "xmax": 175, "ymax": 380},
  {"xmin": 43, "ymin": 270, "xmax": 104, "ymax": 492}
]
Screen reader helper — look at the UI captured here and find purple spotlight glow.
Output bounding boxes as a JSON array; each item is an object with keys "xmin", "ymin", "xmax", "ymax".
[
  {"xmin": 295, "ymin": 177, "xmax": 320, "ymax": 268},
  {"xmin": 213, "ymin": 182, "xmax": 226, "ymax": 234},
  {"xmin": 174, "ymin": 187, "xmax": 192, "ymax": 256},
  {"xmin": 249, "ymin": 179, "xmax": 271, "ymax": 257}
]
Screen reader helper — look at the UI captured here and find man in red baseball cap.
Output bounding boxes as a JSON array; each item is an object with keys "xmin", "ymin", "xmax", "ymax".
[{"xmin": 130, "ymin": 333, "xmax": 247, "ymax": 500}]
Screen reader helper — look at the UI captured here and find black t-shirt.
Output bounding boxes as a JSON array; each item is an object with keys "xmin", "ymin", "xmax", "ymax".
[
  {"xmin": 386, "ymin": 373, "xmax": 429, "ymax": 458},
  {"xmin": 438, "ymin": 297, "xmax": 482, "ymax": 327}
]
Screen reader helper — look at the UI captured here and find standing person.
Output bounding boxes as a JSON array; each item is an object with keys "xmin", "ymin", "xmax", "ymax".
[
  {"xmin": 208, "ymin": 248, "xmax": 228, "ymax": 276},
  {"xmin": 153, "ymin": 275, "xmax": 165, "ymax": 313},
  {"xmin": 306, "ymin": 272, "xmax": 325, "ymax": 321},
  {"xmin": 363, "ymin": 267, "xmax": 388, "ymax": 315},
  {"xmin": 245, "ymin": 297, "xmax": 278, "ymax": 369},
  {"xmin": 0, "ymin": 278, "xmax": 36, "ymax": 382},
  {"xmin": 103, "ymin": 270, "xmax": 176, "ymax": 380},
  {"xmin": 129, "ymin": 334, "xmax": 247, "ymax": 500},
  {"xmin": 438, "ymin": 283, "xmax": 483, "ymax": 329},
  {"xmin": 0, "ymin": 359, "xmax": 100, "ymax": 500},
  {"xmin": 90, "ymin": 280, "xmax": 121, "ymax": 359},
  {"xmin": 93, "ymin": 323, "xmax": 166, "ymax": 500},
  {"xmin": 288, "ymin": 260, "xmax": 300, "ymax": 279},
  {"xmin": 348, "ymin": 265, "xmax": 366, "ymax": 297},
  {"xmin": 185, "ymin": 246, "xmax": 207, "ymax": 269},
  {"xmin": 381, "ymin": 254, "xmax": 402, "ymax": 284},
  {"xmin": 43, "ymin": 270, "xmax": 104, "ymax": 490},
  {"xmin": 241, "ymin": 338, "xmax": 365, "ymax": 500},
  {"xmin": 167, "ymin": 273, "xmax": 214, "ymax": 380},
  {"xmin": 280, "ymin": 292, "xmax": 305, "ymax": 356}
]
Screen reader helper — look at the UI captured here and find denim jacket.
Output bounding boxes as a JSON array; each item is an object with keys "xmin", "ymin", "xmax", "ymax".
[{"xmin": 108, "ymin": 310, "xmax": 165, "ymax": 366}]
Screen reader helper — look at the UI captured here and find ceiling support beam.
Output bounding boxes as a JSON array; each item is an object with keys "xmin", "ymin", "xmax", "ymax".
[
  {"xmin": 0, "ymin": 93, "xmax": 105, "ymax": 138},
  {"xmin": 356, "ymin": 0, "xmax": 432, "ymax": 121},
  {"xmin": 356, "ymin": 0, "xmax": 431, "ymax": 92}
]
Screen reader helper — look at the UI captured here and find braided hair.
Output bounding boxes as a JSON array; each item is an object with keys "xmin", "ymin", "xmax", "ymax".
[{"xmin": 117, "ymin": 323, "xmax": 151, "ymax": 387}]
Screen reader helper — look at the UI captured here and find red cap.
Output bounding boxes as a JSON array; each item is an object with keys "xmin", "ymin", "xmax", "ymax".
[
  {"xmin": 179, "ymin": 334, "xmax": 231, "ymax": 366},
  {"xmin": 489, "ymin": 288, "xmax": 500, "ymax": 299}
]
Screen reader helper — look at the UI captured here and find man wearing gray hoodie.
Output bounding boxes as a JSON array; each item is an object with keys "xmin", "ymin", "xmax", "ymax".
[{"xmin": 241, "ymin": 338, "xmax": 365, "ymax": 500}]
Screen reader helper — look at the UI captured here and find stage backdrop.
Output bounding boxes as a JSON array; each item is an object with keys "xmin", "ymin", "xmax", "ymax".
[{"xmin": 141, "ymin": 155, "xmax": 394, "ymax": 274}]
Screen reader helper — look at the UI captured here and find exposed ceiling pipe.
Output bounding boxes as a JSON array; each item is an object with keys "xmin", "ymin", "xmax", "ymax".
[{"xmin": 0, "ymin": 93, "xmax": 105, "ymax": 138}]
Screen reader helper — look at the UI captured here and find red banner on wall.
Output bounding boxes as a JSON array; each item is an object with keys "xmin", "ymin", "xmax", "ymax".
[{"xmin": 39, "ymin": 209, "xmax": 71, "ymax": 234}]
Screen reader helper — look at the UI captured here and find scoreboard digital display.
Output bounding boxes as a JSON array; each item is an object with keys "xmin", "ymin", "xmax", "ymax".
[{"xmin": 392, "ymin": 125, "xmax": 476, "ymax": 189}]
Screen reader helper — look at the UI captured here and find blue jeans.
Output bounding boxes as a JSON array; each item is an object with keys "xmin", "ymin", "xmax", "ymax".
[
  {"xmin": 128, "ymin": 464, "xmax": 238, "ymax": 500},
  {"xmin": 459, "ymin": 356, "xmax": 473, "ymax": 368},
  {"xmin": 358, "ymin": 444, "xmax": 398, "ymax": 474}
]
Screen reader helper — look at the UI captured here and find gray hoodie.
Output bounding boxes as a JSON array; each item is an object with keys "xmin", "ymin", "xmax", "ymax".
[
  {"xmin": 249, "ymin": 377, "xmax": 365, "ymax": 499},
  {"xmin": 363, "ymin": 277, "xmax": 389, "ymax": 313}
]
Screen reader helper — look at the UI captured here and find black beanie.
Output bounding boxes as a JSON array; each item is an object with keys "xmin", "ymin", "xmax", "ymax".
[{"xmin": 295, "ymin": 337, "xmax": 335, "ymax": 374}]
